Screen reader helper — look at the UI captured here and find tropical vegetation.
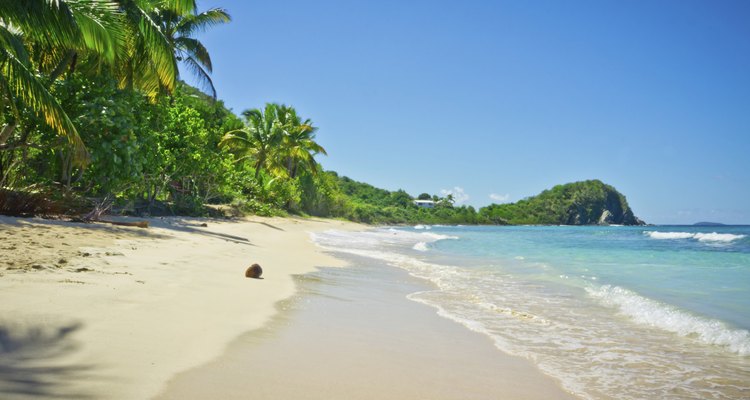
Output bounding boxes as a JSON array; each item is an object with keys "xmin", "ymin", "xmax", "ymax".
[
  {"xmin": 479, "ymin": 180, "xmax": 643, "ymax": 225},
  {"xmin": 0, "ymin": 2, "xmax": 643, "ymax": 226}
]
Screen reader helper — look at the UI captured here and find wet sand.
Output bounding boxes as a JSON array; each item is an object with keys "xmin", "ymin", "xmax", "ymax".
[{"xmin": 158, "ymin": 254, "xmax": 578, "ymax": 399}]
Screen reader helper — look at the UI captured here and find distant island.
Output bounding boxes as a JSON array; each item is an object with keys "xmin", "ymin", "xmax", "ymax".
[{"xmin": 693, "ymin": 222, "xmax": 726, "ymax": 226}]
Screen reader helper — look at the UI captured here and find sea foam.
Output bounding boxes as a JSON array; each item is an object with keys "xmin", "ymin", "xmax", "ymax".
[
  {"xmin": 313, "ymin": 226, "xmax": 750, "ymax": 400},
  {"xmin": 413, "ymin": 242, "xmax": 429, "ymax": 252},
  {"xmin": 644, "ymin": 231, "xmax": 746, "ymax": 242},
  {"xmin": 587, "ymin": 285, "xmax": 750, "ymax": 355}
]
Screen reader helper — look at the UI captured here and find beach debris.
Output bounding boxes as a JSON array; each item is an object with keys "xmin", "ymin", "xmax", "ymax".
[
  {"xmin": 69, "ymin": 195, "xmax": 149, "ymax": 228},
  {"xmin": 59, "ymin": 279, "xmax": 86, "ymax": 284},
  {"xmin": 98, "ymin": 219, "xmax": 149, "ymax": 228},
  {"xmin": 200, "ymin": 223, "xmax": 208, "ymax": 227},
  {"xmin": 245, "ymin": 263, "xmax": 263, "ymax": 279}
]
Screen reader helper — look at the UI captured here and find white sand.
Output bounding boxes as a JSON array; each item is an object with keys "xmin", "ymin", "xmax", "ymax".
[
  {"xmin": 158, "ymin": 259, "xmax": 579, "ymax": 400},
  {"xmin": 1, "ymin": 216, "xmax": 578, "ymax": 400},
  {"xmin": 0, "ymin": 215, "xmax": 359, "ymax": 399}
]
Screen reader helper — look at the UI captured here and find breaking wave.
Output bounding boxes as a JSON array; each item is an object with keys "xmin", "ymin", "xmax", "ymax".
[
  {"xmin": 587, "ymin": 285, "xmax": 750, "ymax": 355},
  {"xmin": 644, "ymin": 231, "xmax": 746, "ymax": 243},
  {"xmin": 413, "ymin": 242, "xmax": 429, "ymax": 252}
]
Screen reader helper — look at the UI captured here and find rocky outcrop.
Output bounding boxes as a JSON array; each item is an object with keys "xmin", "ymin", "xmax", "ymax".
[{"xmin": 562, "ymin": 181, "xmax": 645, "ymax": 225}]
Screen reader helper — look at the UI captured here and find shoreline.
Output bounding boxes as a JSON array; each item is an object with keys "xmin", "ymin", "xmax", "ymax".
[
  {"xmin": 0, "ymin": 215, "xmax": 361, "ymax": 399},
  {"xmin": 157, "ymin": 253, "xmax": 578, "ymax": 399},
  {"xmin": 2, "ymin": 216, "xmax": 578, "ymax": 399}
]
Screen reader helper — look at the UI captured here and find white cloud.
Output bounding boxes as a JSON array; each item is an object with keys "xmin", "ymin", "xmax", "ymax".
[
  {"xmin": 440, "ymin": 186, "xmax": 469, "ymax": 205},
  {"xmin": 489, "ymin": 193, "xmax": 510, "ymax": 203}
]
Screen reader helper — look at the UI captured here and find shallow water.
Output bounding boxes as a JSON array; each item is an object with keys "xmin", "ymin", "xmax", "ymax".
[
  {"xmin": 156, "ymin": 254, "xmax": 574, "ymax": 400},
  {"xmin": 313, "ymin": 225, "xmax": 750, "ymax": 400}
]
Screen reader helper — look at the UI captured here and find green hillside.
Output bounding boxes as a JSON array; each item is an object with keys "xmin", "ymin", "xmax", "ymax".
[{"xmin": 478, "ymin": 180, "xmax": 644, "ymax": 225}]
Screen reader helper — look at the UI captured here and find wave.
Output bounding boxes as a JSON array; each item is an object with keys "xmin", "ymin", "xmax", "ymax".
[
  {"xmin": 413, "ymin": 242, "xmax": 429, "ymax": 252},
  {"xmin": 312, "ymin": 229, "xmax": 458, "ymax": 261},
  {"xmin": 421, "ymin": 232, "xmax": 459, "ymax": 241},
  {"xmin": 311, "ymin": 228, "xmax": 456, "ymax": 249},
  {"xmin": 586, "ymin": 285, "xmax": 750, "ymax": 355},
  {"xmin": 644, "ymin": 231, "xmax": 746, "ymax": 243}
]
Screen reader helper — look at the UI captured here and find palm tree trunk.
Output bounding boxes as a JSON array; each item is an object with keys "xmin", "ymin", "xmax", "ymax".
[
  {"xmin": 254, "ymin": 156, "xmax": 264, "ymax": 183},
  {"xmin": 47, "ymin": 50, "xmax": 77, "ymax": 84},
  {"xmin": 0, "ymin": 122, "xmax": 17, "ymax": 146}
]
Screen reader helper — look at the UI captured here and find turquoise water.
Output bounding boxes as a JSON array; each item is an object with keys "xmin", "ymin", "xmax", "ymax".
[{"xmin": 313, "ymin": 225, "xmax": 750, "ymax": 400}]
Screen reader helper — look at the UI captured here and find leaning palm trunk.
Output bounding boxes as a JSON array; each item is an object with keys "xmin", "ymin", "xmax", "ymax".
[{"xmin": 0, "ymin": 122, "xmax": 17, "ymax": 146}]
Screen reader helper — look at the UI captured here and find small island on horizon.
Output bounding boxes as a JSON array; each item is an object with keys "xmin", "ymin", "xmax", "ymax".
[{"xmin": 693, "ymin": 222, "xmax": 727, "ymax": 226}]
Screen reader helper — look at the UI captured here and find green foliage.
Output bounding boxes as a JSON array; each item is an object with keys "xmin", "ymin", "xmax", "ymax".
[
  {"xmin": 319, "ymin": 172, "xmax": 483, "ymax": 225},
  {"xmin": 52, "ymin": 74, "xmax": 152, "ymax": 193},
  {"xmin": 479, "ymin": 180, "xmax": 639, "ymax": 225}
]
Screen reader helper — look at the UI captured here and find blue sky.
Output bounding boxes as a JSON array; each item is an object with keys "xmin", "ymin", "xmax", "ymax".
[{"xmin": 189, "ymin": 0, "xmax": 750, "ymax": 224}]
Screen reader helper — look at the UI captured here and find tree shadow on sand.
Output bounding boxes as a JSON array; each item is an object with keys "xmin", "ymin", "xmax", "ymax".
[
  {"xmin": 152, "ymin": 218, "xmax": 256, "ymax": 245},
  {"xmin": 0, "ymin": 322, "xmax": 94, "ymax": 399},
  {"xmin": 0, "ymin": 215, "xmax": 170, "ymax": 241}
]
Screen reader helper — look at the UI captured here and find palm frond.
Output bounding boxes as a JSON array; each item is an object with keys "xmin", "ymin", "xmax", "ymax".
[
  {"xmin": 0, "ymin": 47, "xmax": 88, "ymax": 164},
  {"xmin": 241, "ymin": 108, "xmax": 263, "ymax": 123},
  {"xmin": 219, "ymin": 129, "xmax": 252, "ymax": 149},
  {"xmin": 67, "ymin": 0, "xmax": 126, "ymax": 63},
  {"xmin": 0, "ymin": 27, "xmax": 30, "ymax": 65},
  {"xmin": 0, "ymin": 0, "xmax": 80, "ymax": 50},
  {"xmin": 181, "ymin": 55, "xmax": 216, "ymax": 98},
  {"xmin": 175, "ymin": 36, "xmax": 211, "ymax": 71},
  {"xmin": 163, "ymin": 0, "xmax": 196, "ymax": 15},
  {"xmin": 128, "ymin": 4, "xmax": 178, "ymax": 93},
  {"xmin": 176, "ymin": 8, "xmax": 231, "ymax": 37}
]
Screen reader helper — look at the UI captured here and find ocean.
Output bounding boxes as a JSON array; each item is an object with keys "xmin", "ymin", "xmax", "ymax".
[{"xmin": 312, "ymin": 225, "xmax": 750, "ymax": 400}]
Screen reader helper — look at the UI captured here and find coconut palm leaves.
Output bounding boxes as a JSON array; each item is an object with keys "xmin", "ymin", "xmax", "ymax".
[
  {"xmin": 0, "ymin": 34, "xmax": 82, "ymax": 156},
  {"xmin": 156, "ymin": 5, "xmax": 230, "ymax": 98},
  {"xmin": 221, "ymin": 104, "xmax": 285, "ymax": 181},
  {"xmin": 117, "ymin": 0, "xmax": 181, "ymax": 99},
  {"xmin": 276, "ymin": 105, "xmax": 327, "ymax": 179},
  {"xmin": 0, "ymin": 0, "xmax": 229, "ymax": 166},
  {"xmin": 220, "ymin": 104, "xmax": 327, "ymax": 183},
  {"xmin": 0, "ymin": 0, "xmax": 124, "ymax": 64},
  {"xmin": 118, "ymin": 0, "xmax": 229, "ymax": 99},
  {"xmin": 0, "ymin": 0, "xmax": 126, "ymax": 162}
]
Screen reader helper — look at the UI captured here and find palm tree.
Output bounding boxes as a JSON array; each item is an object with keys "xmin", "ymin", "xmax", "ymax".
[
  {"xmin": 0, "ymin": 0, "xmax": 126, "ymax": 163},
  {"xmin": 115, "ymin": 0, "xmax": 180, "ymax": 100},
  {"xmin": 276, "ymin": 105, "xmax": 327, "ymax": 179},
  {"xmin": 116, "ymin": 0, "xmax": 228, "ymax": 100},
  {"xmin": 155, "ymin": 5, "xmax": 230, "ymax": 98},
  {"xmin": 220, "ymin": 103, "xmax": 285, "ymax": 182}
]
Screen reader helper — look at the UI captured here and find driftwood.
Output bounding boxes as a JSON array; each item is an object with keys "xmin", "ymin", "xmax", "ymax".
[
  {"xmin": 97, "ymin": 219, "xmax": 149, "ymax": 228},
  {"xmin": 71, "ymin": 195, "xmax": 149, "ymax": 228}
]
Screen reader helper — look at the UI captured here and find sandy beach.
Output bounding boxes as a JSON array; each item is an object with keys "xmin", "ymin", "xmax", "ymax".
[
  {"xmin": 1, "ymin": 216, "xmax": 576, "ymax": 399},
  {"xmin": 158, "ymin": 255, "xmax": 578, "ymax": 400},
  {"xmin": 0, "ymin": 215, "xmax": 357, "ymax": 399}
]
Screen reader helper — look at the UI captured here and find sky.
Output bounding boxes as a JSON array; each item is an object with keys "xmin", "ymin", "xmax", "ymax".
[{"xmin": 188, "ymin": 0, "xmax": 750, "ymax": 224}]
